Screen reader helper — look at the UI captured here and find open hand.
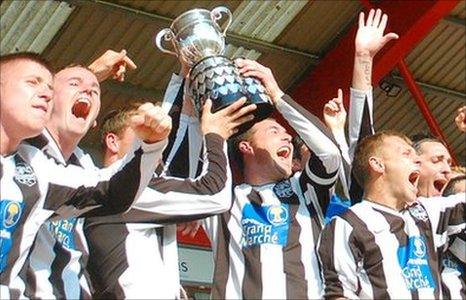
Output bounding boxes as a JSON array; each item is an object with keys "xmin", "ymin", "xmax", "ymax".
[
  {"xmin": 235, "ymin": 58, "xmax": 284, "ymax": 104},
  {"xmin": 355, "ymin": 9, "xmax": 399, "ymax": 58},
  {"xmin": 177, "ymin": 221, "xmax": 201, "ymax": 238},
  {"xmin": 201, "ymin": 97, "xmax": 256, "ymax": 139}
]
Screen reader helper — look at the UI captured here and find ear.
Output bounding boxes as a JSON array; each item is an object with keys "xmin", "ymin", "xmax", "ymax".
[
  {"xmin": 368, "ymin": 156, "xmax": 385, "ymax": 174},
  {"xmin": 105, "ymin": 133, "xmax": 120, "ymax": 154},
  {"xmin": 238, "ymin": 140, "xmax": 253, "ymax": 155}
]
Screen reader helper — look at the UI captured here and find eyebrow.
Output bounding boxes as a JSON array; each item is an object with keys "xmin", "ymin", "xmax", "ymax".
[{"xmin": 68, "ymin": 77, "xmax": 100, "ymax": 90}]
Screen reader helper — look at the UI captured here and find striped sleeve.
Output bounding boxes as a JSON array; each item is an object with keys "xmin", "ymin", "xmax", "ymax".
[
  {"xmin": 84, "ymin": 133, "xmax": 232, "ymax": 225},
  {"xmin": 317, "ymin": 216, "xmax": 360, "ymax": 299},
  {"xmin": 418, "ymin": 193, "xmax": 466, "ymax": 247},
  {"xmin": 33, "ymin": 139, "xmax": 167, "ymax": 218},
  {"xmin": 276, "ymin": 95, "xmax": 340, "ymax": 212},
  {"xmin": 348, "ymin": 88, "xmax": 374, "ymax": 203}
]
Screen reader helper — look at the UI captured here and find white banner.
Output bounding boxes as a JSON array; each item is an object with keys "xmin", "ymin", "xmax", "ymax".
[{"xmin": 178, "ymin": 246, "xmax": 213, "ymax": 285}]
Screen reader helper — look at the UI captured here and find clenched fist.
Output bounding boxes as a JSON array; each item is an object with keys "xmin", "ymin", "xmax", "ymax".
[{"xmin": 130, "ymin": 103, "xmax": 172, "ymax": 143}]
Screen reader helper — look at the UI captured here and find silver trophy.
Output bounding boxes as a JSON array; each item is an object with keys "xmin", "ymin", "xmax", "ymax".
[{"xmin": 155, "ymin": 6, "xmax": 274, "ymax": 135}]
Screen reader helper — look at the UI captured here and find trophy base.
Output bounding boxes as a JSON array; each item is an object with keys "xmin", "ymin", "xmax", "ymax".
[{"xmin": 189, "ymin": 55, "xmax": 274, "ymax": 137}]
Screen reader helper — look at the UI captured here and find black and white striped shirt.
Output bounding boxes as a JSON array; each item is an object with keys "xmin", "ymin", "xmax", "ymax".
[
  {"xmin": 18, "ymin": 130, "xmax": 95, "ymax": 299},
  {"xmin": 84, "ymin": 74, "xmax": 232, "ymax": 299},
  {"xmin": 0, "ymin": 137, "xmax": 166, "ymax": 299},
  {"xmin": 317, "ymin": 195, "xmax": 465, "ymax": 299},
  {"xmin": 84, "ymin": 133, "xmax": 231, "ymax": 299},
  {"xmin": 204, "ymin": 95, "xmax": 341, "ymax": 299}
]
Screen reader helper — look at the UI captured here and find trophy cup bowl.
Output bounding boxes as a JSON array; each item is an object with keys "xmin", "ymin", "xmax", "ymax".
[{"xmin": 155, "ymin": 6, "xmax": 274, "ymax": 135}]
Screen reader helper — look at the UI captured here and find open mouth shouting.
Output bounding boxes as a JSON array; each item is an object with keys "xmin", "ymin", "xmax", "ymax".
[
  {"xmin": 433, "ymin": 178, "xmax": 448, "ymax": 194},
  {"xmin": 276, "ymin": 145, "xmax": 291, "ymax": 160},
  {"xmin": 71, "ymin": 98, "xmax": 91, "ymax": 121},
  {"xmin": 408, "ymin": 170, "xmax": 420, "ymax": 190}
]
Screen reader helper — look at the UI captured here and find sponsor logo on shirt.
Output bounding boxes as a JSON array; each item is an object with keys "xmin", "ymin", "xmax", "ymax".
[
  {"xmin": 442, "ymin": 252, "xmax": 465, "ymax": 275},
  {"xmin": 14, "ymin": 163, "xmax": 37, "ymax": 187},
  {"xmin": 241, "ymin": 203, "xmax": 290, "ymax": 248},
  {"xmin": 0, "ymin": 200, "xmax": 25, "ymax": 272},
  {"xmin": 397, "ymin": 236, "xmax": 436, "ymax": 291},
  {"xmin": 48, "ymin": 218, "xmax": 77, "ymax": 249}
]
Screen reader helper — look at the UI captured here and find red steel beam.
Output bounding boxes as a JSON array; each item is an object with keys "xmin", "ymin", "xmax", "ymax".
[
  {"xmin": 398, "ymin": 59, "xmax": 458, "ymax": 165},
  {"xmin": 360, "ymin": 0, "xmax": 458, "ymax": 164},
  {"xmin": 290, "ymin": 0, "xmax": 459, "ymax": 119}
]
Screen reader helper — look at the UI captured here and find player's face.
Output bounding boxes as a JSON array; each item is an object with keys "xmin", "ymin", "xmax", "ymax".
[
  {"xmin": 48, "ymin": 66, "xmax": 101, "ymax": 140},
  {"xmin": 379, "ymin": 136, "xmax": 421, "ymax": 204},
  {"xmin": 0, "ymin": 60, "xmax": 53, "ymax": 142},
  {"xmin": 248, "ymin": 119, "xmax": 293, "ymax": 181},
  {"xmin": 417, "ymin": 142, "xmax": 452, "ymax": 197}
]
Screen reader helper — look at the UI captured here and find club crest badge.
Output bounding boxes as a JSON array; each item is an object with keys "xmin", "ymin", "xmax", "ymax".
[
  {"xmin": 273, "ymin": 180, "xmax": 294, "ymax": 199},
  {"xmin": 408, "ymin": 204, "xmax": 428, "ymax": 222},
  {"xmin": 14, "ymin": 163, "xmax": 37, "ymax": 187}
]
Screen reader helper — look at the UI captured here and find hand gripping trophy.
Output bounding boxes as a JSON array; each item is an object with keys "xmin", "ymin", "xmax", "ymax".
[{"xmin": 155, "ymin": 6, "xmax": 274, "ymax": 135}]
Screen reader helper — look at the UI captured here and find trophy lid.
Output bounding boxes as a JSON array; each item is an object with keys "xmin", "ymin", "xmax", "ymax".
[{"xmin": 170, "ymin": 8, "xmax": 219, "ymax": 34}]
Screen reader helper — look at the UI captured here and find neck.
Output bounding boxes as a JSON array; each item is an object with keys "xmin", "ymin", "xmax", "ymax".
[
  {"xmin": 103, "ymin": 152, "xmax": 119, "ymax": 167},
  {"xmin": 0, "ymin": 125, "xmax": 20, "ymax": 156},
  {"xmin": 364, "ymin": 179, "xmax": 404, "ymax": 211},
  {"xmin": 243, "ymin": 163, "xmax": 283, "ymax": 186},
  {"xmin": 46, "ymin": 126, "xmax": 80, "ymax": 161}
]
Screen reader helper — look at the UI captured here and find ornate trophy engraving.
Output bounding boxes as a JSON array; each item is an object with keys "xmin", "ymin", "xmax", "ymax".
[{"xmin": 155, "ymin": 6, "xmax": 274, "ymax": 135}]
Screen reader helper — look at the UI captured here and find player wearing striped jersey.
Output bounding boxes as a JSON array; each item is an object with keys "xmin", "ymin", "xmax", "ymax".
[
  {"xmin": 441, "ymin": 175, "xmax": 466, "ymax": 299},
  {"xmin": 0, "ymin": 53, "xmax": 171, "ymax": 298},
  {"xmin": 292, "ymin": 10, "xmax": 397, "ymax": 219},
  {"xmin": 84, "ymin": 94, "xmax": 256, "ymax": 298},
  {"xmin": 200, "ymin": 59, "xmax": 341, "ymax": 299},
  {"xmin": 19, "ymin": 55, "xmax": 137, "ymax": 300},
  {"xmin": 317, "ymin": 131, "xmax": 465, "ymax": 299}
]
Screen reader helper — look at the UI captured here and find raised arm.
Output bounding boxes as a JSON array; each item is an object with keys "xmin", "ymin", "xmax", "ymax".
[
  {"xmin": 236, "ymin": 59, "xmax": 340, "ymax": 222},
  {"xmin": 349, "ymin": 9, "xmax": 398, "ymax": 202},
  {"xmin": 38, "ymin": 103, "xmax": 171, "ymax": 218},
  {"xmin": 88, "ymin": 49, "xmax": 137, "ymax": 82},
  {"xmin": 84, "ymin": 98, "xmax": 256, "ymax": 225},
  {"xmin": 236, "ymin": 58, "xmax": 341, "ymax": 179}
]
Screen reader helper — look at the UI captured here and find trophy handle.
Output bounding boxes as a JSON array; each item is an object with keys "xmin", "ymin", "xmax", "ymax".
[
  {"xmin": 211, "ymin": 6, "xmax": 232, "ymax": 36},
  {"xmin": 155, "ymin": 28, "xmax": 177, "ymax": 56}
]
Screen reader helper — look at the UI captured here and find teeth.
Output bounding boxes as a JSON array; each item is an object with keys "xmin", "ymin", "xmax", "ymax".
[
  {"xmin": 277, "ymin": 146, "xmax": 290, "ymax": 158},
  {"xmin": 76, "ymin": 98, "xmax": 91, "ymax": 106}
]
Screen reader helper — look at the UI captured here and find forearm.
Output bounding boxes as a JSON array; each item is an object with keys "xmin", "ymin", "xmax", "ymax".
[
  {"xmin": 352, "ymin": 52, "xmax": 373, "ymax": 91},
  {"xmin": 348, "ymin": 87, "xmax": 374, "ymax": 160},
  {"xmin": 276, "ymin": 95, "xmax": 341, "ymax": 174},
  {"xmin": 85, "ymin": 134, "xmax": 231, "ymax": 224},
  {"xmin": 46, "ymin": 139, "xmax": 167, "ymax": 218}
]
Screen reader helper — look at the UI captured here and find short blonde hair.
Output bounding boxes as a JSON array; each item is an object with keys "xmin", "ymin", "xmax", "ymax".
[{"xmin": 352, "ymin": 130, "xmax": 412, "ymax": 187}]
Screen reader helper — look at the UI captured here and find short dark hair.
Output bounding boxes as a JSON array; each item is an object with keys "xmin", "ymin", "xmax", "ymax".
[
  {"xmin": 292, "ymin": 135, "xmax": 305, "ymax": 160},
  {"xmin": 411, "ymin": 132, "xmax": 445, "ymax": 155},
  {"xmin": 352, "ymin": 130, "xmax": 412, "ymax": 187},
  {"xmin": 442, "ymin": 175, "xmax": 466, "ymax": 197},
  {"xmin": 100, "ymin": 102, "xmax": 142, "ymax": 149},
  {"xmin": 228, "ymin": 117, "xmax": 275, "ymax": 174},
  {"xmin": 0, "ymin": 52, "xmax": 54, "ymax": 74}
]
